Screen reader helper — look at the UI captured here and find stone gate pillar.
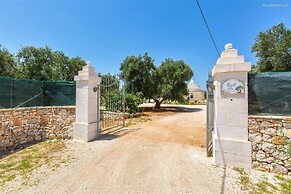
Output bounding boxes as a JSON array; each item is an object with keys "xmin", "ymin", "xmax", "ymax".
[
  {"xmin": 73, "ymin": 61, "xmax": 101, "ymax": 142},
  {"xmin": 212, "ymin": 43, "xmax": 252, "ymax": 168}
]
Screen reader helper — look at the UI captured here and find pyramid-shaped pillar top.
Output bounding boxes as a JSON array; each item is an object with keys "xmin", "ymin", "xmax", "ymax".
[
  {"xmin": 212, "ymin": 43, "xmax": 251, "ymax": 77},
  {"xmin": 74, "ymin": 61, "xmax": 100, "ymax": 81}
]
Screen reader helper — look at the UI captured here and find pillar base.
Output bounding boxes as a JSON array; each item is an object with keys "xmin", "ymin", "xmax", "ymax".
[
  {"xmin": 214, "ymin": 138, "xmax": 251, "ymax": 169},
  {"xmin": 73, "ymin": 122, "xmax": 99, "ymax": 142}
]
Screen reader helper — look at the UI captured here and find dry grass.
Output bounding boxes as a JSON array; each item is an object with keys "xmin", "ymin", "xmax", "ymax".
[
  {"xmin": 0, "ymin": 140, "xmax": 71, "ymax": 188},
  {"xmin": 125, "ymin": 114, "xmax": 152, "ymax": 127}
]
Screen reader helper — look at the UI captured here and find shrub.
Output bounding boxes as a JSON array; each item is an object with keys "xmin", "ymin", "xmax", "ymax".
[{"xmin": 125, "ymin": 92, "xmax": 143, "ymax": 114}]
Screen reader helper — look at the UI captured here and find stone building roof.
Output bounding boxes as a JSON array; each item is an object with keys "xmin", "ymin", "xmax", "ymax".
[{"xmin": 187, "ymin": 80, "xmax": 203, "ymax": 92}]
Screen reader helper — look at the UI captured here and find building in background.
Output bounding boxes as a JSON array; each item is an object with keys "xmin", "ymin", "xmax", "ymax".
[{"xmin": 187, "ymin": 80, "xmax": 205, "ymax": 104}]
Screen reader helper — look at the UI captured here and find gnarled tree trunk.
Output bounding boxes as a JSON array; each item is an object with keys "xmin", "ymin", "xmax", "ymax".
[{"xmin": 154, "ymin": 99, "xmax": 162, "ymax": 109}]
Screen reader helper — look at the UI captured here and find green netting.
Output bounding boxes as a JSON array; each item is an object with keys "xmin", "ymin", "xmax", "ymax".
[
  {"xmin": 0, "ymin": 76, "xmax": 76, "ymax": 108},
  {"xmin": 248, "ymin": 72, "xmax": 291, "ymax": 115}
]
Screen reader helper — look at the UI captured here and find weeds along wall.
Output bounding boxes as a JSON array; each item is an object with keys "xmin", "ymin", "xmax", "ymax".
[{"xmin": 0, "ymin": 76, "xmax": 76, "ymax": 109}]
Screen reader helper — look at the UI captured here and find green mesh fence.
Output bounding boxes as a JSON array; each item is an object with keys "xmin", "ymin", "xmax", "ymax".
[
  {"xmin": 0, "ymin": 76, "xmax": 76, "ymax": 108},
  {"xmin": 248, "ymin": 72, "xmax": 291, "ymax": 115}
]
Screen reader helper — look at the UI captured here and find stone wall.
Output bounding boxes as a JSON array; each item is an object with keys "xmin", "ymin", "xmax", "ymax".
[
  {"xmin": 0, "ymin": 106, "xmax": 75, "ymax": 154},
  {"xmin": 248, "ymin": 116, "xmax": 291, "ymax": 175}
]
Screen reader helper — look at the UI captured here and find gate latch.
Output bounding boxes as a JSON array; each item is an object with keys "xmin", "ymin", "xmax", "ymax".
[{"xmin": 93, "ymin": 86, "xmax": 98, "ymax": 92}]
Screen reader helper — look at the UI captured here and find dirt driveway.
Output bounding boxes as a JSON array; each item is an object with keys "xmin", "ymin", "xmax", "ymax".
[{"xmin": 3, "ymin": 104, "xmax": 247, "ymax": 194}]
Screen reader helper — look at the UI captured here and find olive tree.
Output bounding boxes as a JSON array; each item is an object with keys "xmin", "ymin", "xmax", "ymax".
[
  {"xmin": 252, "ymin": 23, "xmax": 291, "ymax": 72},
  {"xmin": 120, "ymin": 53, "xmax": 193, "ymax": 109},
  {"xmin": 0, "ymin": 45, "xmax": 17, "ymax": 77}
]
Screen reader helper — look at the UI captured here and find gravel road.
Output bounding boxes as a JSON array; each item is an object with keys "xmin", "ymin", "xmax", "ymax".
[{"xmin": 5, "ymin": 105, "xmax": 248, "ymax": 194}]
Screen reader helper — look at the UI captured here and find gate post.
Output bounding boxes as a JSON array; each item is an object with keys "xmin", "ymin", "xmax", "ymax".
[
  {"xmin": 73, "ymin": 61, "xmax": 101, "ymax": 142},
  {"xmin": 212, "ymin": 43, "xmax": 252, "ymax": 168}
]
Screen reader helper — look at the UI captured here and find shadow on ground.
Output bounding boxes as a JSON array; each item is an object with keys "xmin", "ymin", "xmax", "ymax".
[
  {"xmin": 0, "ymin": 140, "xmax": 43, "ymax": 160},
  {"xmin": 142, "ymin": 106, "xmax": 203, "ymax": 113},
  {"xmin": 99, "ymin": 126, "xmax": 142, "ymax": 141}
]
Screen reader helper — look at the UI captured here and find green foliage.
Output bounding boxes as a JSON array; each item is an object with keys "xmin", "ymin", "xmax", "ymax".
[
  {"xmin": 120, "ymin": 53, "xmax": 193, "ymax": 108},
  {"xmin": 100, "ymin": 74, "xmax": 122, "ymax": 112},
  {"xmin": 125, "ymin": 92, "xmax": 144, "ymax": 114},
  {"xmin": 104, "ymin": 90, "xmax": 121, "ymax": 112},
  {"xmin": 252, "ymin": 23, "xmax": 291, "ymax": 72},
  {"xmin": 16, "ymin": 46, "xmax": 86, "ymax": 80},
  {"xmin": 0, "ymin": 45, "xmax": 17, "ymax": 77},
  {"xmin": 153, "ymin": 58, "xmax": 193, "ymax": 108},
  {"xmin": 65, "ymin": 57, "xmax": 87, "ymax": 80},
  {"xmin": 16, "ymin": 46, "xmax": 64, "ymax": 80},
  {"xmin": 0, "ymin": 44, "xmax": 86, "ymax": 81},
  {"xmin": 120, "ymin": 53, "xmax": 156, "ymax": 100},
  {"xmin": 100, "ymin": 74, "xmax": 120, "ymax": 90},
  {"xmin": 99, "ymin": 74, "xmax": 144, "ymax": 114}
]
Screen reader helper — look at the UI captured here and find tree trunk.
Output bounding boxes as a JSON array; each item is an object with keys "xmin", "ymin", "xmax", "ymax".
[{"xmin": 154, "ymin": 100, "xmax": 161, "ymax": 109}]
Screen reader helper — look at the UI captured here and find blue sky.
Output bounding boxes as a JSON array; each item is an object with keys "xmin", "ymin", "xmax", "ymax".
[{"xmin": 0, "ymin": 0, "xmax": 290, "ymax": 89}]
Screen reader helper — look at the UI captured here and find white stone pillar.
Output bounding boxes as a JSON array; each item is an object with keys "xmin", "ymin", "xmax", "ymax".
[
  {"xmin": 73, "ymin": 61, "xmax": 101, "ymax": 142},
  {"xmin": 212, "ymin": 43, "xmax": 252, "ymax": 169}
]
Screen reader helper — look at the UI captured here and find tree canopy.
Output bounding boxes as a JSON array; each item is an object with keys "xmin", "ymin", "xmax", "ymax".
[
  {"xmin": 0, "ymin": 45, "xmax": 17, "ymax": 77},
  {"xmin": 0, "ymin": 45, "xmax": 86, "ymax": 81},
  {"xmin": 252, "ymin": 23, "xmax": 291, "ymax": 72},
  {"xmin": 120, "ymin": 53, "xmax": 156, "ymax": 100},
  {"xmin": 120, "ymin": 53, "xmax": 193, "ymax": 108},
  {"xmin": 153, "ymin": 58, "xmax": 193, "ymax": 107}
]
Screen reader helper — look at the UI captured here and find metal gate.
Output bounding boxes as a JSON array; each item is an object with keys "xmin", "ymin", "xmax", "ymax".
[
  {"xmin": 98, "ymin": 74, "xmax": 125, "ymax": 130},
  {"xmin": 206, "ymin": 73, "xmax": 215, "ymax": 157}
]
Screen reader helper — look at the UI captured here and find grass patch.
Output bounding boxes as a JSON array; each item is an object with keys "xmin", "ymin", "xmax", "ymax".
[
  {"xmin": 0, "ymin": 140, "xmax": 66, "ymax": 188},
  {"xmin": 233, "ymin": 167, "xmax": 245, "ymax": 174},
  {"xmin": 249, "ymin": 175, "xmax": 291, "ymax": 194},
  {"xmin": 250, "ymin": 181, "xmax": 278, "ymax": 194},
  {"xmin": 239, "ymin": 175, "xmax": 251, "ymax": 191},
  {"xmin": 235, "ymin": 168, "xmax": 291, "ymax": 194},
  {"xmin": 275, "ymin": 175, "xmax": 291, "ymax": 194},
  {"xmin": 233, "ymin": 167, "xmax": 251, "ymax": 190}
]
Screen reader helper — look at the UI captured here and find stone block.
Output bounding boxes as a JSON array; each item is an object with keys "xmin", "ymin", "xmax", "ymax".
[
  {"xmin": 216, "ymin": 55, "xmax": 245, "ymax": 65},
  {"xmin": 270, "ymin": 163, "xmax": 288, "ymax": 175},
  {"xmin": 216, "ymin": 125, "xmax": 249, "ymax": 141},
  {"xmin": 214, "ymin": 138, "xmax": 251, "ymax": 156},
  {"xmin": 221, "ymin": 49, "xmax": 238, "ymax": 58},
  {"xmin": 214, "ymin": 150, "xmax": 252, "ymax": 169},
  {"xmin": 214, "ymin": 138, "xmax": 251, "ymax": 169},
  {"xmin": 272, "ymin": 136, "xmax": 285, "ymax": 145},
  {"xmin": 73, "ymin": 122, "xmax": 98, "ymax": 142}
]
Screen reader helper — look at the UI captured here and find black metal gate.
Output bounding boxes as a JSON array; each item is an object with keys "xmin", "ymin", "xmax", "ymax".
[
  {"xmin": 99, "ymin": 74, "xmax": 125, "ymax": 130},
  {"xmin": 206, "ymin": 73, "xmax": 214, "ymax": 157}
]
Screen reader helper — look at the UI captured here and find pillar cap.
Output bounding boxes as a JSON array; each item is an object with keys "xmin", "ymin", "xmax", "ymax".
[
  {"xmin": 212, "ymin": 43, "xmax": 251, "ymax": 76},
  {"xmin": 74, "ymin": 61, "xmax": 100, "ymax": 81}
]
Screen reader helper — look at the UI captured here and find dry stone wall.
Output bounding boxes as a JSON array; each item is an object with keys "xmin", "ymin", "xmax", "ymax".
[
  {"xmin": 0, "ymin": 106, "xmax": 75, "ymax": 154},
  {"xmin": 248, "ymin": 116, "xmax": 291, "ymax": 175}
]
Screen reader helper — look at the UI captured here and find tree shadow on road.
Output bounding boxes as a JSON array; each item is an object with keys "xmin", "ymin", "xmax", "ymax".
[
  {"xmin": 98, "ymin": 126, "xmax": 142, "ymax": 141},
  {"xmin": 142, "ymin": 106, "xmax": 203, "ymax": 113}
]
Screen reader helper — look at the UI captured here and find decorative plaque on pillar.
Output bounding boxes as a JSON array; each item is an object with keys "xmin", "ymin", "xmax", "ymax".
[{"xmin": 221, "ymin": 79, "xmax": 244, "ymax": 94}]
